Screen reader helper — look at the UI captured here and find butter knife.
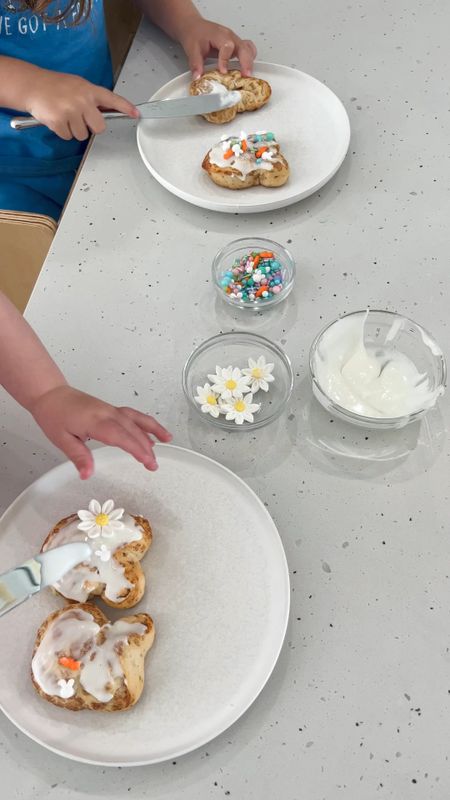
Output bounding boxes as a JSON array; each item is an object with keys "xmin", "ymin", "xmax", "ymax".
[
  {"xmin": 10, "ymin": 90, "xmax": 241, "ymax": 130},
  {"xmin": 0, "ymin": 542, "xmax": 91, "ymax": 616}
]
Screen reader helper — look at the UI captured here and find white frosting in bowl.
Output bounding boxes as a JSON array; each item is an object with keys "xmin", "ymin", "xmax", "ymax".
[{"xmin": 312, "ymin": 312, "xmax": 444, "ymax": 419}]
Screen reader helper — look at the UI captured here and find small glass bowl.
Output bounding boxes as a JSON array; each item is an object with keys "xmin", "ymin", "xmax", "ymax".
[
  {"xmin": 309, "ymin": 309, "xmax": 447, "ymax": 430},
  {"xmin": 182, "ymin": 332, "xmax": 294, "ymax": 431},
  {"xmin": 212, "ymin": 237, "xmax": 295, "ymax": 311}
]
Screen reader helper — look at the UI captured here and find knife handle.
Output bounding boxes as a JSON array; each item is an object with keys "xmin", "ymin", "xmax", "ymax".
[
  {"xmin": 10, "ymin": 111, "xmax": 130, "ymax": 130},
  {"xmin": 10, "ymin": 116, "xmax": 42, "ymax": 130}
]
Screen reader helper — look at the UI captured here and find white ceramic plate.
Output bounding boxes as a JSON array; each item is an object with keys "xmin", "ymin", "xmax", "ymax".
[
  {"xmin": 0, "ymin": 445, "xmax": 289, "ymax": 766},
  {"xmin": 137, "ymin": 61, "xmax": 350, "ymax": 213}
]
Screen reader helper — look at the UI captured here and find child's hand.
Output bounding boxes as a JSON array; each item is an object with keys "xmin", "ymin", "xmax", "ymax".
[
  {"xmin": 27, "ymin": 70, "xmax": 139, "ymax": 141},
  {"xmin": 179, "ymin": 18, "xmax": 257, "ymax": 79},
  {"xmin": 30, "ymin": 386, "xmax": 172, "ymax": 480}
]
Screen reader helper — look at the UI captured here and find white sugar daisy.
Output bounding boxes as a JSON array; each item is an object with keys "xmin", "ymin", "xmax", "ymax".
[
  {"xmin": 222, "ymin": 392, "xmax": 261, "ymax": 425},
  {"xmin": 194, "ymin": 383, "xmax": 221, "ymax": 418},
  {"xmin": 242, "ymin": 356, "xmax": 275, "ymax": 393},
  {"xmin": 77, "ymin": 499, "xmax": 125, "ymax": 540},
  {"xmin": 208, "ymin": 365, "xmax": 251, "ymax": 400}
]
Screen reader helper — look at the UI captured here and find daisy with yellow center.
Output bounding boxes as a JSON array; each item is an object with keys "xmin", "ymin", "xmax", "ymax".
[
  {"xmin": 77, "ymin": 499, "xmax": 125, "ymax": 540},
  {"xmin": 222, "ymin": 392, "xmax": 261, "ymax": 425},
  {"xmin": 194, "ymin": 383, "xmax": 221, "ymax": 418},
  {"xmin": 242, "ymin": 355, "xmax": 275, "ymax": 393},
  {"xmin": 208, "ymin": 365, "xmax": 251, "ymax": 400}
]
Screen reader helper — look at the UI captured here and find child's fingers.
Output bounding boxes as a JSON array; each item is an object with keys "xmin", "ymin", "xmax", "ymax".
[
  {"xmin": 236, "ymin": 40, "xmax": 257, "ymax": 76},
  {"xmin": 187, "ymin": 42, "xmax": 204, "ymax": 80},
  {"xmin": 115, "ymin": 413, "xmax": 160, "ymax": 464},
  {"xmin": 59, "ymin": 433, "xmax": 94, "ymax": 480},
  {"xmin": 93, "ymin": 418, "xmax": 159, "ymax": 471},
  {"xmin": 68, "ymin": 114, "xmax": 90, "ymax": 142},
  {"xmin": 48, "ymin": 119, "xmax": 72, "ymax": 141},
  {"xmin": 217, "ymin": 39, "xmax": 237, "ymax": 73},
  {"xmin": 84, "ymin": 107, "xmax": 106, "ymax": 135},
  {"xmin": 96, "ymin": 87, "xmax": 139, "ymax": 118},
  {"xmin": 119, "ymin": 407, "xmax": 172, "ymax": 443}
]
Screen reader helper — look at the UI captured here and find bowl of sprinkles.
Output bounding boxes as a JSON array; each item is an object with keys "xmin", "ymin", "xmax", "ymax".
[
  {"xmin": 182, "ymin": 332, "xmax": 294, "ymax": 430},
  {"xmin": 212, "ymin": 237, "xmax": 295, "ymax": 310}
]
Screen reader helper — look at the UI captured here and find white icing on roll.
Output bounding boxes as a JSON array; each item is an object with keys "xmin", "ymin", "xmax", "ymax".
[
  {"xmin": 42, "ymin": 499, "xmax": 144, "ymax": 603},
  {"xmin": 209, "ymin": 132, "xmax": 281, "ymax": 181},
  {"xmin": 203, "ymin": 79, "xmax": 230, "ymax": 96},
  {"xmin": 32, "ymin": 607, "xmax": 146, "ymax": 703}
]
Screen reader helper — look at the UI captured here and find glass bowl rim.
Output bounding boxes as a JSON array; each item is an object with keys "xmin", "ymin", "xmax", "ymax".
[{"xmin": 309, "ymin": 308, "xmax": 447, "ymax": 426}]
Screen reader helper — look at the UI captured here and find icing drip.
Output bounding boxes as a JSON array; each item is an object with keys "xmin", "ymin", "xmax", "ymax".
[
  {"xmin": 32, "ymin": 607, "xmax": 146, "ymax": 702},
  {"xmin": 42, "ymin": 499, "xmax": 144, "ymax": 603},
  {"xmin": 209, "ymin": 132, "xmax": 281, "ymax": 180}
]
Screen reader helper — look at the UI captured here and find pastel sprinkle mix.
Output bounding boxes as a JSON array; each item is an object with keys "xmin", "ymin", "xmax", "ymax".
[
  {"xmin": 221, "ymin": 132, "xmax": 276, "ymax": 159},
  {"xmin": 219, "ymin": 250, "xmax": 285, "ymax": 304}
]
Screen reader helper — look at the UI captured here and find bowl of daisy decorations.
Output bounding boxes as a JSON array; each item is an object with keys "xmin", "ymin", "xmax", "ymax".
[{"xmin": 182, "ymin": 332, "xmax": 294, "ymax": 430}]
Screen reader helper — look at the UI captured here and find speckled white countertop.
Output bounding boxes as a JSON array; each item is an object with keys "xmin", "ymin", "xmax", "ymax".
[{"xmin": 1, "ymin": 1, "xmax": 450, "ymax": 797}]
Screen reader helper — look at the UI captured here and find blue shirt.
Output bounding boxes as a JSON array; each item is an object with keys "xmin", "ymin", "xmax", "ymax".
[{"xmin": 0, "ymin": 0, "xmax": 113, "ymax": 177}]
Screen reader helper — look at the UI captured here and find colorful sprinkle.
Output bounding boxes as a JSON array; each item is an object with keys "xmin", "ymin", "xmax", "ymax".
[{"xmin": 59, "ymin": 656, "xmax": 81, "ymax": 671}]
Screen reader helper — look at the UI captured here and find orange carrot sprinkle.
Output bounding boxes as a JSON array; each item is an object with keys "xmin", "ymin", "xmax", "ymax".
[
  {"xmin": 223, "ymin": 149, "xmax": 234, "ymax": 160},
  {"xmin": 259, "ymin": 251, "xmax": 274, "ymax": 258},
  {"xmin": 241, "ymin": 139, "xmax": 248, "ymax": 151},
  {"xmin": 252, "ymin": 255, "xmax": 261, "ymax": 268},
  {"xmin": 255, "ymin": 286, "xmax": 267, "ymax": 297},
  {"xmin": 59, "ymin": 656, "xmax": 81, "ymax": 671},
  {"xmin": 255, "ymin": 146, "xmax": 268, "ymax": 158}
]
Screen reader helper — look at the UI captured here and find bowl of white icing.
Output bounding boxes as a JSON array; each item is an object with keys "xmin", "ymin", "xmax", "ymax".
[{"xmin": 309, "ymin": 309, "xmax": 447, "ymax": 429}]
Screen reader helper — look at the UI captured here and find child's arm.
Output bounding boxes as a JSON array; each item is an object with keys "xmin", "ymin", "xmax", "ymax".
[
  {"xmin": 136, "ymin": 0, "xmax": 256, "ymax": 78},
  {"xmin": 0, "ymin": 56, "xmax": 139, "ymax": 140},
  {"xmin": 0, "ymin": 292, "xmax": 171, "ymax": 479}
]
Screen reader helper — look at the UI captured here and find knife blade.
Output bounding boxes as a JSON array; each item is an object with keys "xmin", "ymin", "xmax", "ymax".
[
  {"xmin": 132, "ymin": 90, "xmax": 241, "ymax": 119},
  {"xmin": 10, "ymin": 90, "xmax": 242, "ymax": 130},
  {"xmin": 0, "ymin": 542, "xmax": 91, "ymax": 617}
]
